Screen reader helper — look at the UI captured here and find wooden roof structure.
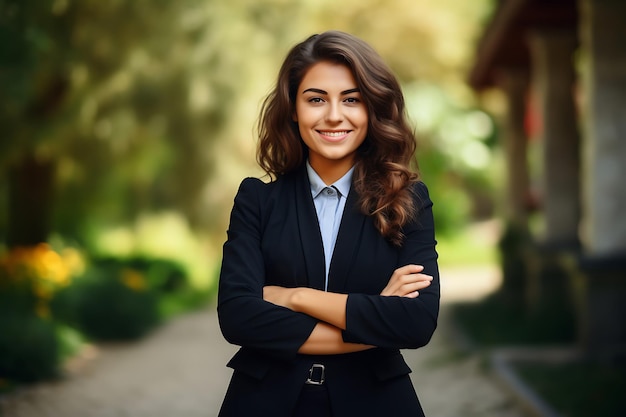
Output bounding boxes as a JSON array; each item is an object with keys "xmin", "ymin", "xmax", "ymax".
[{"xmin": 469, "ymin": 0, "xmax": 578, "ymax": 90}]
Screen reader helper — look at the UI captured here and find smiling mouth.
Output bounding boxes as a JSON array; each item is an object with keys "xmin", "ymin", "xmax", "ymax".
[{"xmin": 318, "ymin": 130, "xmax": 350, "ymax": 138}]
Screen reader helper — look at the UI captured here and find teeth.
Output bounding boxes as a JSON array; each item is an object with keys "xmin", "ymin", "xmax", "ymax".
[{"xmin": 320, "ymin": 131, "xmax": 348, "ymax": 137}]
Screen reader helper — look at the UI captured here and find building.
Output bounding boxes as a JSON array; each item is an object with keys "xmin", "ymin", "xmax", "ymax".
[{"xmin": 469, "ymin": 0, "xmax": 626, "ymax": 357}]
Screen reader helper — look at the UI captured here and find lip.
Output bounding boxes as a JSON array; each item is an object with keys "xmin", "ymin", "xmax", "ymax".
[{"xmin": 316, "ymin": 130, "xmax": 351, "ymax": 142}]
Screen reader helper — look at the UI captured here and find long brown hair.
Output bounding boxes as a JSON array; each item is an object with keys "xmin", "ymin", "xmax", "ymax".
[{"xmin": 257, "ymin": 31, "xmax": 419, "ymax": 246}]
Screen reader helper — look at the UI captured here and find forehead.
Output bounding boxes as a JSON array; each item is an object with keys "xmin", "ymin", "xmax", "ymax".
[{"xmin": 298, "ymin": 61, "xmax": 358, "ymax": 92}]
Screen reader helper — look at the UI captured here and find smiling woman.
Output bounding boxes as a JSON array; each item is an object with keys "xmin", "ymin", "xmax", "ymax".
[
  {"xmin": 217, "ymin": 31, "xmax": 440, "ymax": 417},
  {"xmin": 295, "ymin": 62, "xmax": 368, "ymax": 184}
]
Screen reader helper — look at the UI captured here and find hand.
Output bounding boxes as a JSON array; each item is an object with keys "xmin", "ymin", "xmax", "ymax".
[
  {"xmin": 380, "ymin": 264, "xmax": 433, "ymax": 298},
  {"xmin": 263, "ymin": 285, "xmax": 298, "ymax": 309}
]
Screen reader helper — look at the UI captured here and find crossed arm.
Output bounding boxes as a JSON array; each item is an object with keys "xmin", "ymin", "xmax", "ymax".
[
  {"xmin": 218, "ymin": 178, "xmax": 439, "ymax": 358},
  {"xmin": 263, "ymin": 264, "xmax": 433, "ymax": 354}
]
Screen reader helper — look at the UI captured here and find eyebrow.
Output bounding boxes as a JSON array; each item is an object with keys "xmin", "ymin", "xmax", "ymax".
[{"xmin": 302, "ymin": 88, "xmax": 360, "ymax": 95}]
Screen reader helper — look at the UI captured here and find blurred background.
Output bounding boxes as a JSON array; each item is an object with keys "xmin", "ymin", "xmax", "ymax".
[
  {"xmin": 0, "ymin": 0, "xmax": 498, "ymax": 350},
  {"xmin": 0, "ymin": 0, "xmax": 499, "ymax": 265},
  {"xmin": 1, "ymin": 0, "xmax": 625, "ymax": 416}
]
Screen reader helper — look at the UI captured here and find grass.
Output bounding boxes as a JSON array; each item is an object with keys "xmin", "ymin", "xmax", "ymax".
[
  {"xmin": 436, "ymin": 221, "xmax": 499, "ymax": 267},
  {"xmin": 451, "ymin": 297, "xmax": 623, "ymax": 417},
  {"xmin": 158, "ymin": 286, "xmax": 214, "ymax": 319},
  {"xmin": 453, "ymin": 294, "xmax": 577, "ymax": 346},
  {"xmin": 444, "ymin": 221, "xmax": 626, "ymax": 417},
  {"xmin": 449, "ymin": 260, "xmax": 621, "ymax": 417},
  {"xmin": 514, "ymin": 361, "xmax": 626, "ymax": 417}
]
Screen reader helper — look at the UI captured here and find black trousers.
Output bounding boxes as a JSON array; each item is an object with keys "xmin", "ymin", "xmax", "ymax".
[{"xmin": 292, "ymin": 384, "xmax": 333, "ymax": 417}]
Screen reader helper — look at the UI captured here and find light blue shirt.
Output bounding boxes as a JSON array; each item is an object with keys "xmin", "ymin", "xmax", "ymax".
[{"xmin": 306, "ymin": 161, "xmax": 354, "ymax": 290}]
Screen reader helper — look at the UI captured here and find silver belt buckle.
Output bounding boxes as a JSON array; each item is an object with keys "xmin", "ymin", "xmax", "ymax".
[{"xmin": 305, "ymin": 363, "xmax": 325, "ymax": 385}]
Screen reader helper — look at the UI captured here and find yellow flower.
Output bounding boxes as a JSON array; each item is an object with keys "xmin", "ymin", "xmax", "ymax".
[
  {"xmin": 120, "ymin": 268, "xmax": 147, "ymax": 291},
  {"xmin": 61, "ymin": 248, "xmax": 86, "ymax": 277},
  {"xmin": 39, "ymin": 247, "xmax": 70, "ymax": 285},
  {"xmin": 1, "ymin": 244, "xmax": 85, "ymax": 317}
]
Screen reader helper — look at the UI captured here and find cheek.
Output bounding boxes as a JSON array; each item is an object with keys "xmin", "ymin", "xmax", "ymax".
[
  {"xmin": 298, "ymin": 124, "xmax": 307, "ymax": 139},
  {"xmin": 358, "ymin": 110, "xmax": 369, "ymax": 126},
  {"xmin": 349, "ymin": 107, "xmax": 368, "ymax": 127},
  {"xmin": 355, "ymin": 119, "xmax": 369, "ymax": 139}
]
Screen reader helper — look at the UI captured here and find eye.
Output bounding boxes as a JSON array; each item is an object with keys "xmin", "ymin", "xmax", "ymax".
[
  {"xmin": 344, "ymin": 97, "xmax": 361, "ymax": 104},
  {"xmin": 308, "ymin": 97, "xmax": 324, "ymax": 103}
]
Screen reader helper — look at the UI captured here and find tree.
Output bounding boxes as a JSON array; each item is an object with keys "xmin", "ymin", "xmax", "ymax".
[
  {"xmin": 0, "ymin": 0, "xmax": 297, "ymax": 246},
  {"xmin": 1, "ymin": 0, "xmax": 495, "ymax": 249}
]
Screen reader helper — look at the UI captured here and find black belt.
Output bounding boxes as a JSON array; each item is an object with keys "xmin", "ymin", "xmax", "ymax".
[{"xmin": 305, "ymin": 363, "xmax": 326, "ymax": 385}]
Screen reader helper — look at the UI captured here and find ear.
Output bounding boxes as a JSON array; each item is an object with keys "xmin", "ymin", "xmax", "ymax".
[{"xmin": 292, "ymin": 111, "xmax": 298, "ymax": 122}]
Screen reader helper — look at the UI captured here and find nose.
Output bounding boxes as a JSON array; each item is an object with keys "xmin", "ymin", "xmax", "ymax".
[{"xmin": 325, "ymin": 102, "xmax": 344, "ymax": 123}]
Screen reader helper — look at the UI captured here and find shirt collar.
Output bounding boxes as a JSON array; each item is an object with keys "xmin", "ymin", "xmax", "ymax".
[{"xmin": 306, "ymin": 161, "xmax": 354, "ymax": 198}]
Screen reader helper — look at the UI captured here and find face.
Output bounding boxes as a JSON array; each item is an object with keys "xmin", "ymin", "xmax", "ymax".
[{"xmin": 294, "ymin": 61, "xmax": 368, "ymax": 182}]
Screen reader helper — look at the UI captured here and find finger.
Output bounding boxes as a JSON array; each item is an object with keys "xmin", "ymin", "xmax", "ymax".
[
  {"xmin": 401, "ymin": 280, "xmax": 431, "ymax": 295},
  {"xmin": 415, "ymin": 278, "xmax": 433, "ymax": 288},
  {"xmin": 406, "ymin": 273, "xmax": 433, "ymax": 283},
  {"xmin": 398, "ymin": 274, "xmax": 432, "ymax": 286},
  {"xmin": 396, "ymin": 264, "xmax": 424, "ymax": 275}
]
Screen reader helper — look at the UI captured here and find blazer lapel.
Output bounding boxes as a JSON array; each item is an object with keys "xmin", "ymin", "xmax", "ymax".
[
  {"xmin": 294, "ymin": 168, "xmax": 326, "ymax": 290},
  {"xmin": 327, "ymin": 187, "xmax": 366, "ymax": 293}
]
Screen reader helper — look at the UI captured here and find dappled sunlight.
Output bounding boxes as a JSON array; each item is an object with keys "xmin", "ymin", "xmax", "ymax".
[
  {"xmin": 438, "ymin": 220, "xmax": 503, "ymax": 304},
  {"xmin": 0, "ymin": 0, "xmax": 499, "ymax": 248},
  {"xmin": 94, "ymin": 211, "xmax": 219, "ymax": 289},
  {"xmin": 440, "ymin": 264, "xmax": 502, "ymax": 304},
  {"xmin": 405, "ymin": 82, "xmax": 496, "ymax": 172},
  {"xmin": 94, "ymin": 227, "xmax": 136, "ymax": 257}
]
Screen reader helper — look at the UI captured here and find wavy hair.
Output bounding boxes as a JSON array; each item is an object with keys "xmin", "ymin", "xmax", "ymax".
[{"xmin": 257, "ymin": 31, "xmax": 419, "ymax": 246}]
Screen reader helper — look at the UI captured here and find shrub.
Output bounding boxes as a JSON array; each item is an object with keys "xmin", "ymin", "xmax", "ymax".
[
  {"xmin": 92, "ymin": 256, "xmax": 188, "ymax": 293},
  {"xmin": 52, "ymin": 264, "xmax": 161, "ymax": 341},
  {"xmin": 85, "ymin": 256, "xmax": 205, "ymax": 319},
  {"xmin": 0, "ymin": 314, "xmax": 59, "ymax": 383},
  {"xmin": 0, "ymin": 244, "xmax": 86, "ymax": 384},
  {"xmin": 0, "ymin": 243, "xmax": 82, "ymax": 317}
]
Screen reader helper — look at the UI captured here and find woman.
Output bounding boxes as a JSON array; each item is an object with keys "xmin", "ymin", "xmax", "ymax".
[{"xmin": 218, "ymin": 31, "xmax": 439, "ymax": 417}]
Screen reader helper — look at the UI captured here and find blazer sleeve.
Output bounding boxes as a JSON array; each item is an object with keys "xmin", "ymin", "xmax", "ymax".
[
  {"xmin": 217, "ymin": 178, "xmax": 318, "ymax": 360},
  {"xmin": 342, "ymin": 182, "xmax": 440, "ymax": 349}
]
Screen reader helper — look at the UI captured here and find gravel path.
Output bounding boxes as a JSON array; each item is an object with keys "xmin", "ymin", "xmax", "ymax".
[{"xmin": 0, "ymin": 266, "xmax": 530, "ymax": 417}]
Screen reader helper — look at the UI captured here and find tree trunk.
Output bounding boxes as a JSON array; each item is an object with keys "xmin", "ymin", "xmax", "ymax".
[{"xmin": 7, "ymin": 154, "xmax": 56, "ymax": 247}]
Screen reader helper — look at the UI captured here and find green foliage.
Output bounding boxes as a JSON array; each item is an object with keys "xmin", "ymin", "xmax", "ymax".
[
  {"xmin": 158, "ymin": 286, "xmax": 214, "ymax": 320},
  {"xmin": 0, "ymin": 244, "xmax": 85, "ymax": 383},
  {"xmin": 424, "ymin": 169, "xmax": 472, "ymax": 237},
  {"xmin": 1, "ymin": 0, "xmax": 252, "ymax": 243},
  {"xmin": 52, "ymin": 264, "xmax": 161, "ymax": 341},
  {"xmin": 87, "ymin": 256, "xmax": 213, "ymax": 320},
  {"xmin": 516, "ymin": 361, "xmax": 626, "ymax": 417},
  {"xmin": 406, "ymin": 81, "xmax": 499, "ymax": 234},
  {"xmin": 436, "ymin": 228, "xmax": 497, "ymax": 267},
  {"xmin": 92, "ymin": 256, "xmax": 188, "ymax": 293},
  {"xmin": 453, "ymin": 294, "xmax": 576, "ymax": 346},
  {"xmin": 0, "ymin": 243, "xmax": 80, "ymax": 318},
  {"xmin": 55, "ymin": 323, "xmax": 87, "ymax": 362},
  {"xmin": 0, "ymin": 273, "xmax": 38, "ymax": 316},
  {"xmin": 0, "ymin": 314, "xmax": 59, "ymax": 383},
  {"xmin": 0, "ymin": 0, "xmax": 496, "ymax": 248}
]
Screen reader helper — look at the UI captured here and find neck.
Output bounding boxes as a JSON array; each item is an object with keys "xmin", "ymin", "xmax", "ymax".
[{"xmin": 309, "ymin": 158, "xmax": 354, "ymax": 185}]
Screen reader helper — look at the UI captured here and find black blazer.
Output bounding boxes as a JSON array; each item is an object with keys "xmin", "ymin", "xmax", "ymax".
[{"xmin": 218, "ymin": 166, "xmax": 440, "ymax": 417}]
